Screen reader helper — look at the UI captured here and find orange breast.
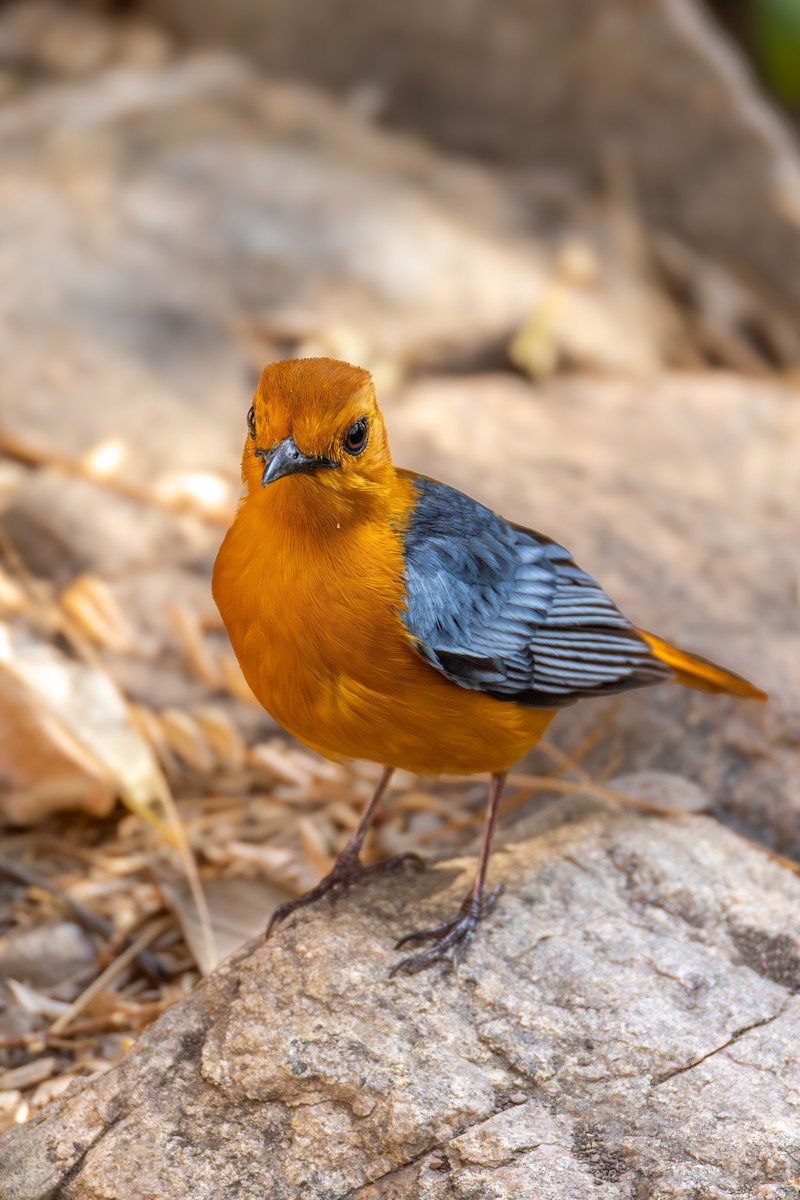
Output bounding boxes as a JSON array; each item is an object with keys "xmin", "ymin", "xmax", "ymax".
[{"xmin": 212, "ymin": 479, "xmax": 553, "ymax": 776}]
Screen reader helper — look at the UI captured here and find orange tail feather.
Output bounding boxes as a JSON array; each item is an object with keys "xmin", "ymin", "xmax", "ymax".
[{"xmin": 637, "ymin": 630, "xmax": 767, "ymax": 701}]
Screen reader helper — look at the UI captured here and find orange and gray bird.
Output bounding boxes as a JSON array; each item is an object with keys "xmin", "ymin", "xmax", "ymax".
[{"xmin": 212, "ymin": 358, "xmax": 766, "ymax": 973}]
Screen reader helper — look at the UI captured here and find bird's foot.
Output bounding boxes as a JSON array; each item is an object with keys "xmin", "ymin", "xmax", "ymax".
[
  {"xmin": 390, "ymin": 884, "xmax": 502, "ymax": 976},
  {"xmin": 265, "ymin": 849, "xmax": 424, "ymax": 938}
]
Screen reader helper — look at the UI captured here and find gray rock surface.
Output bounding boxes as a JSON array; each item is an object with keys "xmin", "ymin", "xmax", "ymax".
[
  {"xmin": 3, "ymin": 804, "xmax": 800, "ymax": 1198},
  {"xmin": 0, "ymin": 7, "xmax": 798, "ymax": 1188},
  {"xmin": 140, "ymin": 0, "xmax": 800, "ymax": 350}
]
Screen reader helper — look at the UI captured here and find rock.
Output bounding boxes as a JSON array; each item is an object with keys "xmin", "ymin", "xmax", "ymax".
[
  {"xmin": 607, "ymin": 771, "xmax": 709, "ymax": 814},
  {"xmin": 2, "ymin": 806, "xmax": 800, "ymax": 1197},
  {"xmin": 143, "ymin": 0, "xmax": 800, "ymax": 356},
  {"xmin": 386, "ymin": 370, "xmax": 800, "ymax": 858}
]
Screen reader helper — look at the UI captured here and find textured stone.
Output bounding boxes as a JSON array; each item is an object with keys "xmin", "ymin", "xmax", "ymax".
[{"xmin": 3, "ymin": 808, "xmax": 800, "ymax": 1197}]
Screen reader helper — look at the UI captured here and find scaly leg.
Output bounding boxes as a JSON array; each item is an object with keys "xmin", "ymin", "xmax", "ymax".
[
  {"xmin": 390, "ymin": 771, "xmax": 506, "ymax": 975},
  {"xmin": 266, "ymin": 766, "xmax": 422, "ymax": 937}
]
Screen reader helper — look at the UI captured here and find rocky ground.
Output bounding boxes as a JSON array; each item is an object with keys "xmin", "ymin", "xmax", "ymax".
[
  {"xmin": 0, "ymin": 1, "xmax": 798, "ymax": 1195},
  {"xmin": 5, "ymin": 806, "xmax": 800, "ymax": 1198}
]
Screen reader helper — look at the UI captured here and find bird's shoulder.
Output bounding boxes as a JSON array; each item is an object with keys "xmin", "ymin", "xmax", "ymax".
[{"xmin": 396, "ymin": 468, "xmax": 555, "ymax": 606}]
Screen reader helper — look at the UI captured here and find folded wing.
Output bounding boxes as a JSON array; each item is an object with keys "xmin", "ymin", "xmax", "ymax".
[{"xmin": 399, "ymin": 475, "xmax": 669, "ymax": 708}]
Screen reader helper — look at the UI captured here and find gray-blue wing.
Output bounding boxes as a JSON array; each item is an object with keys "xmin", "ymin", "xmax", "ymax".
[{"xmin": 400, "ymin": 475, "xmax": 669, "ymax": 708}]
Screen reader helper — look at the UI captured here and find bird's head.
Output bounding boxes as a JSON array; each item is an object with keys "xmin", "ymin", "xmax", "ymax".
[{"xmin": 242, "ymin": 358, "xmax": 392, "ymax": 506}]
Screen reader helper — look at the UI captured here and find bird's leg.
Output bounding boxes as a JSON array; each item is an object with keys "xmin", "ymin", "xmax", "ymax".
[
  {"xmin": 266, "ymin": 766, "xmax": 422, "ymax": 937},
  {"xmin": 390, "ymin": 771, "xmax": 506, "ymax": 976}
]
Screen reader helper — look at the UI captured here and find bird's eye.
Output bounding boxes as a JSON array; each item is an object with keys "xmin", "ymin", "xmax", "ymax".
[
  {"xmin": 247, "ymin": 405, "xmax": 256, "ymax": 439},
  {"xmin": 344, "ymin": 418, "xmax": 368, "ymax": 456}
]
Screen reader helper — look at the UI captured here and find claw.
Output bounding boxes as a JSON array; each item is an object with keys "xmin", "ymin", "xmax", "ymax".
[
  {"xmin": 265, "ymin": 851, "xmax": 425, "ymax": 938},
  {"xmin": 390, "ymin": 884, "xmax": 502, "ymax": 976}
]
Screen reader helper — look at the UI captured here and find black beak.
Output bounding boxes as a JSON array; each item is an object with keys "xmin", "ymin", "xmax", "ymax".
[{"xmin": 256, "ymin": 437, "xmax": 337, "ymax": 487}]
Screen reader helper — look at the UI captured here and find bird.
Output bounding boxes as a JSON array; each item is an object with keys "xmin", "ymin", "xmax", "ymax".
[{"xmin": 212, "ymin": 357, "xmax": 766, "ymax": 975}]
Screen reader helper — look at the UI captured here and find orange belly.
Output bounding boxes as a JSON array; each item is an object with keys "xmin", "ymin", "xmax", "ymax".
[
  {"xmin": 235, "ymin": 623, "xmax": 552, "ymax": 776},
  {"xmin": 213, "ymin": 487, "xmax": 554, "ymax": 777}
]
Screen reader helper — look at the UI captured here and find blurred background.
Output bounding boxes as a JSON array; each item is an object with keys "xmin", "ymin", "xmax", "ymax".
[{"xmin": 0, "ymin": 0, "xmax": 798, "ymax": 1129}]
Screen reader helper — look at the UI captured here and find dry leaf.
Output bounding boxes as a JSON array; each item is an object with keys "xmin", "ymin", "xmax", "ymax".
[
  {"xmin": 61, "ymin": 575, "xmax": 136, "ymax": 654},
  {"xmin": 0, "ymin": 622, "xmax": 160, "ymax": 823}
]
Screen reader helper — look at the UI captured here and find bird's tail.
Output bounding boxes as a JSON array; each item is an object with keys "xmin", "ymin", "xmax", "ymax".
[{"xmin": 637, "ymin": 630, "xmax": 767, "ymax": 701}]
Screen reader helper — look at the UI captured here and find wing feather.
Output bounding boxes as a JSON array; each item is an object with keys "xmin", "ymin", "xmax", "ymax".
[{"xmin": 400, "ymin": 476, "xmax": 669, "ymax": 708}]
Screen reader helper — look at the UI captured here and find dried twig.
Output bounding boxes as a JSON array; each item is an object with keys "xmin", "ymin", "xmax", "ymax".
[
  {"xmin": 0, "ymin": 426, "xmax": 233, "ymax": 525},
  {"xmin": 0, "ymin": 1003, "xmax": 171, "ymax": 1052},
  {"xmin": 49, "ymin": 915, "xmax": 172, "ymax": 1035}
]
